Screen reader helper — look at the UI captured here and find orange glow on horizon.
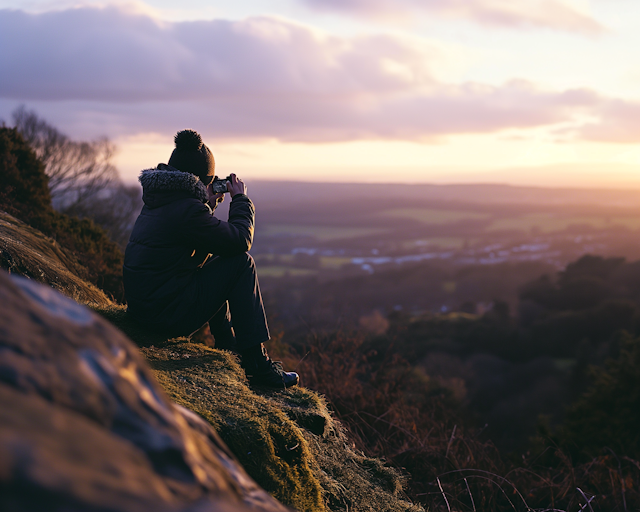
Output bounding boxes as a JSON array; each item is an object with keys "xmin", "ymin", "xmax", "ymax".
[{"xmin": 114, "ymin": 133, "xmax": 640, "ymax": 191}]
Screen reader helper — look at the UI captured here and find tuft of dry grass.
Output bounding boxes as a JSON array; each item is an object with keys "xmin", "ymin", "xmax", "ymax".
[{"xmin": 0, "ymin": 211, "xmax": 112, "ymax": 306}]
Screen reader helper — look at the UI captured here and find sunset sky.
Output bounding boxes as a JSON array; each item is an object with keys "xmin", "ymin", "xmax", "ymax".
[{"xmin": 2, "ymin": 0, "xmax": 640, "ymax": 188}]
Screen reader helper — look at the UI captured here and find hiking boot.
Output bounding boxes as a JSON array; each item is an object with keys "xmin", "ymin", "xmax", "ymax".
[
  {"xmin": 241, "ymin": 344, "xmax": 299, "ymax": 389},
  {"xmin": 248, "ymin": 360, "xmax": 299, "ymax": 388}
]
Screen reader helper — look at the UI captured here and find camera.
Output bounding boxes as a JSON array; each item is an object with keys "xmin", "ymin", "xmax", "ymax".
[{"xmin": 211, "ymin": 176, "xmax": 233, "ymax": 194}]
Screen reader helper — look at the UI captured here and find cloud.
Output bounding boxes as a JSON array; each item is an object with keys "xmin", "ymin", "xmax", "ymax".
[
  {"xmin": 0, "ymin": 6, "xmax": 607, "ymax": 142},
  {"xmin": 0, "ymin": 8, "xmax": 441, "ymax": 102},
  {"xmin": 575, "ymin": 100, "xmax": 640, "ymax": 143},
  {"xmin": 301, "ymin": 0, "xmax": 604, "ymax": 34}
]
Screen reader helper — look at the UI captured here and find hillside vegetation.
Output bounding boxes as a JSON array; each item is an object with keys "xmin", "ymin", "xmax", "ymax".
[
  {"xmin": 144, "ymin": 339, "xmax": 420, "ymax": 512},
  {"xmin": 92, "ymin": 306, "xmax": 422, "ymax": 512},
  {"xmin": 0, "ymin": 127, "xmax": 124, "ymax": 300},
  {"xmin": 0, "ymin": 211, "xmax": 112, "ymax": 306},
  {"xmin": 0, "ymin": 128, "xmax": 421, "ymax": 511},
  {"xmin": 0, "ymin": 210, "xmax": 421, "ymax": 511},
  {"xmin": 4, "ymin": 120, "xmax": 640, "ymax": 511}
]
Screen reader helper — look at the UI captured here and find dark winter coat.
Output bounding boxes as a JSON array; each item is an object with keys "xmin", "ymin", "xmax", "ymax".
[{"xmin": 123, "ymin": 168, "xmax": 254, "ymax": 332}]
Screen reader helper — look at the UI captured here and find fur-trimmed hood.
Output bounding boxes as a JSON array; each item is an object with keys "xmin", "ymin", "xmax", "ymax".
[{"xmin": 139, "ymin": 167, "xmax": 208, "ymax": 207}]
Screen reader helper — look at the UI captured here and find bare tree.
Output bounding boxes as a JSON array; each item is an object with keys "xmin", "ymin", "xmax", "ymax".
[
  {"xmin": 12, "ymin": 106, "xmax": 119, "ymax": 213},
  {"xmin": 12, "ymin": 106, "xmax": 141, "ymax": 248}
]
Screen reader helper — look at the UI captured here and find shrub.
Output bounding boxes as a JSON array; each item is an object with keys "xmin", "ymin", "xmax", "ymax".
[
  {"xmin": 560, "ymin": 333, "xmax": 640, "ymax": 461},
  {"xmin": 0, "ymin": 127, "xmax": 124, "ymax": 301},
  {"xmin": 12, "ymin": 107, "xmax": 141, "ymax": 250},
  {"xmin": 289, "ymin": 330, "xmax": 640, "ymax": 511},
  {"xmin": 0, "ymin": 125, "xmax": 52, "ymax": 223}
]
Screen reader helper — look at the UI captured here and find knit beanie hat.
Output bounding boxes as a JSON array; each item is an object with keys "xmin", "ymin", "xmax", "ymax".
[{"xmin": 168, "ymin": 129, "xmax": 215, "ymax": 182}]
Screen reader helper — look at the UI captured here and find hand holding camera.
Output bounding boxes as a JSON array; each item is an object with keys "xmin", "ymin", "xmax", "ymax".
[{"xmin": 211, "ymin": 173, "xmax": 246, "ymax": 197}]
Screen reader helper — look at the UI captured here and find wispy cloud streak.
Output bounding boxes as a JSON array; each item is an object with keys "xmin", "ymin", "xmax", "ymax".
[{"xmin": 301, "ymin": 0, "xmax": 604, "ymax": 34}]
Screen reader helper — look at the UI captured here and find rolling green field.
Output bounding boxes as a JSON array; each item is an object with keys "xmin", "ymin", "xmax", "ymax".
[
  {"xmin": 259, "ymin": 224, "xmax": 388, "ymax": 241},
  {"xmin": 383, "ymin": 208, "xmax": 490, "ymax": 224},
  {"xmin": 486, "ymin": 213, "xmax": 640, "ymax": 233},
  {"xmin": 319, "ymin": 256, "xmax": 353, "ymax": 268},
  {"xmin": 252, "ymin": 199, "xmax": 640, "ymax": 279},
  {"xmin": 401, "ymin": 237, "xmax": 469, "ymax": 250},
  {"xmin": 261, "ymin": 211, "xmax": 640, "ymax": 240},
  {"xmin": 382, "ymin": 208, "xmax": 640, "ymax": 234},
  {"xmin": 254, "ymin": 266, "xmax": 318, "ymax": 278},
  {"xmin": 254, "ymin": 254, "xmax": 353, "ymax": 277}
]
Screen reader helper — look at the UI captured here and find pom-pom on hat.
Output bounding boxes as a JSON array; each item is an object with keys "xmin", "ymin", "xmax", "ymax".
[{"xmin": 168, "ymin": 129, "xmax": 215, "ymax": 182}]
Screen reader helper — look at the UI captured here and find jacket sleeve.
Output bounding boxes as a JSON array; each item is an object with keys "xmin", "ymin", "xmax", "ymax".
[{"xmin": 181, "ymin": 194, "xmax": 255, "ymax": 256}]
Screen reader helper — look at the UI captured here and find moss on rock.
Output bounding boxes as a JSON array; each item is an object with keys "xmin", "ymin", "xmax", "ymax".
[
  {"xmin": 143, "ymin": 341, "xmax": 325, "ymax": 512},
  {"xmin": 135, "ymin": 338, "xmax": 422, "ymax": 512}
]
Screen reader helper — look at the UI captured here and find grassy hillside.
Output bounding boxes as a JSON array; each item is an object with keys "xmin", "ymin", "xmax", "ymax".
[
  {"xmin": 0, "ymin": 126, "xmax": 423, "ymax": 510},
  {"xmin": 0, "ymin": 214, "xmax": 421, "ymax": 511},
  {"xmin": 6, "ymin": 201, "xmax": 640, "ymax": 511},
  {"xmin": 0, "ymin": 211, "xmax": 112, "ymax": 306},
  {"xmin": 96, "ymin": 305, "xmax": 422, "ymax": 512},
  {"xmin": 148, "ymin": 341, "xmax": 421, "ymax": 512}
]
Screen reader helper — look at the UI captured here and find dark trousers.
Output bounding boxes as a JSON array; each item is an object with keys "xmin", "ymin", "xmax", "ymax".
[{"xmin": 191, "ymin": 253, "xmax": 270, "ymax": 350}]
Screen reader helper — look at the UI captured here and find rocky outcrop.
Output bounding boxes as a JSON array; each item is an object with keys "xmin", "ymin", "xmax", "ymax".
[{"xmin": 0, "ymin": 270, "xmax": 290, "ymax": 512}]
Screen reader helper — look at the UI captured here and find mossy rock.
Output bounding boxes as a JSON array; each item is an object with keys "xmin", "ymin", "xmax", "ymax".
[
  {"xmin": 143, "ymin": 342, "xmax": 325, "ymax": 512},
  {"xmin": 141, "ymin": 340, "xmax": 422, "ymax": 512}
]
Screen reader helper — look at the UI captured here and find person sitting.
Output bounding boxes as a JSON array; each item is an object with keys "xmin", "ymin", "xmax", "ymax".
[{"xmin": 123, "ymin": 129, "xmax": 299, "ymax": 388}]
